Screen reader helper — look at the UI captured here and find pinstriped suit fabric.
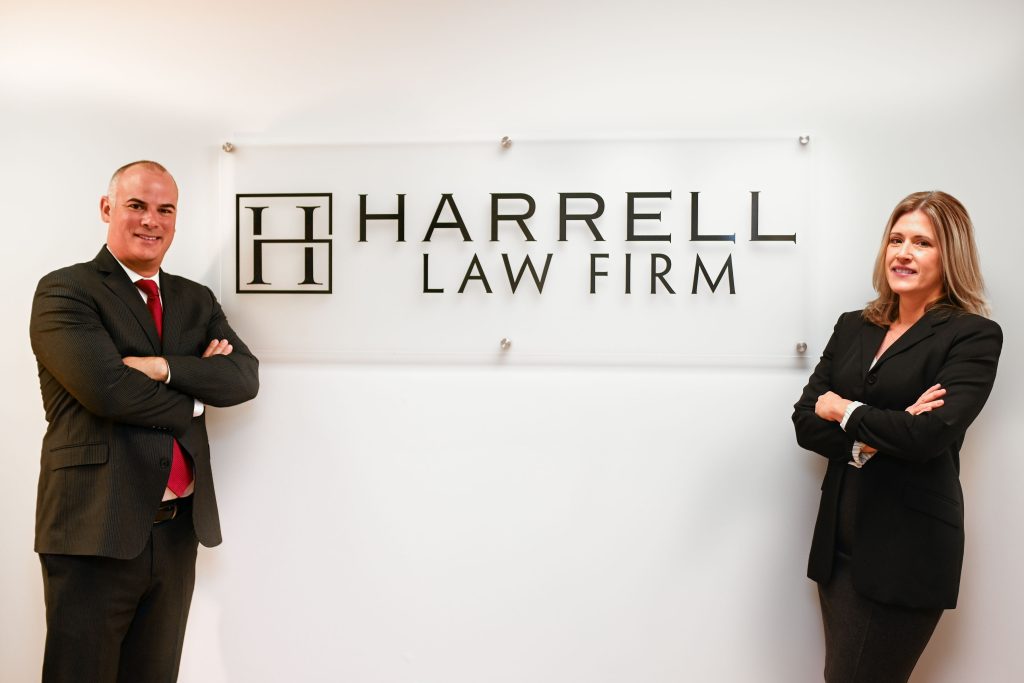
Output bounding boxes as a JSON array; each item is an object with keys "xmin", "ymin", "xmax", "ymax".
[{"xmin": 30, "ymin": 246, "xmax": 259, "ymax": 559}]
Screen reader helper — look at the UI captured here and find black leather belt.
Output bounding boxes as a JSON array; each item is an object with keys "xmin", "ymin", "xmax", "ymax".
[{"xmin": 154, "ymin": 496, "xmax": 192, "ymax": 524}]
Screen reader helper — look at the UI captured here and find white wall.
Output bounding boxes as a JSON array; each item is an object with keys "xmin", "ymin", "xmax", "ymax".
[{"xmin": 2, "ymin": 1, "xmax": 1021, "ymax": 681}]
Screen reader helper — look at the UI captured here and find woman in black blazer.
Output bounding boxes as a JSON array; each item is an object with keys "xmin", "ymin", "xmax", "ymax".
[{"xmin": 792, "ymin": 191, "xmax": 1002, "ymax": 683}]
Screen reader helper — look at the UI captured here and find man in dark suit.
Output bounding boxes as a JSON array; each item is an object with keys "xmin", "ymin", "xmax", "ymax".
[{"xmin": 30, "ymin": 160, "xmax": 259, "ymax": 682}]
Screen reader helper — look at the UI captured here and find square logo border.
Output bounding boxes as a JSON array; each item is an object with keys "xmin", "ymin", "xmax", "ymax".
[{"xmin": 235, "ymin": 193, "xmax": 333, "ymax": 294}]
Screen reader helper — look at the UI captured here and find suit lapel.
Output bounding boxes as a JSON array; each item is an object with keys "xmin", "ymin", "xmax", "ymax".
[
  {"xmin": 860, "ymin": 322, "xmax": 886, "ymax": 377},
  {"xmin": 872, "ymin": 312, "xmax": 940, "ymax": 372},
  {"xmin": 161, "ymin": 271, "xmax": 184, "ymax": 353},
  {"xmin": 94, "ymin": 247, "xmax": 162, "ymax": 352}
]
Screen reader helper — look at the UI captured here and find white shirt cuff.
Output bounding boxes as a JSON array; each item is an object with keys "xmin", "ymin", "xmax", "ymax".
[
  {"xmin": 848, "ymin": 440, "xmax": 875, "ymax": 468},
  {"xmin": 840, "ymin": 401, "xmax": 864, "ymax": 431}
]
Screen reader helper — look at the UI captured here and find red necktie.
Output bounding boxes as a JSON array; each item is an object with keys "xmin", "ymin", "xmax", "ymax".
[{"xmin": 135, "ymin": 279, "xmax": 193, "ymax": 497}]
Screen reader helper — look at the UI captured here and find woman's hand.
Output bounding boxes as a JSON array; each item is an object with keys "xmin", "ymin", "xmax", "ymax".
[
  {"xmin": 906, "ymin": 383, "xmax": 945, "ymax": 416},
  {"xmin": 855, "ymin": 385, "xmax": 945, "ymax": 458},
  {"xmin": 815, "ymin": 391, "xmax": 851, "ymax": 423}
]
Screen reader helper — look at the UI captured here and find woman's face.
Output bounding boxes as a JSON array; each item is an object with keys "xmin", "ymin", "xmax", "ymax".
[{"xmin": 885, "ymin": 210, "xmax": 944, "ymax": 305}]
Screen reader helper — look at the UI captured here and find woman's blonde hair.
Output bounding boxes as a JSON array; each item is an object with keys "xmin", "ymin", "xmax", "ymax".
[{"xmin": 863, "ymin": 191, "xmax": 990, "ymax": 325}]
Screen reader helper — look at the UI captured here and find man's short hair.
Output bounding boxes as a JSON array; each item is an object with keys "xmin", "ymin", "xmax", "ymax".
[{"xmin": 106, "ymin": 160, "xmax": 173, "ymax": 201}]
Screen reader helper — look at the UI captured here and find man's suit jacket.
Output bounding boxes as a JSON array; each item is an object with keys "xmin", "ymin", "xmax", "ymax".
[
  {"xmin": 30, "ymin": 246, "xmax": 259, "ymax": 559},
  {"xmin": 793, "ymin": 306, "xmax": 1001, "ymax": 609}
]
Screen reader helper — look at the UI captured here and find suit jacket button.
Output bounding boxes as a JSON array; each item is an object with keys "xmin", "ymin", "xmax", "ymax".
[
  {"xmin": 159, "ymin": 458, "xmax": 170, "ymax": 468},
  {"xmin": 867, "ymin": 374, "xmax": 877, "ymax": 385}
]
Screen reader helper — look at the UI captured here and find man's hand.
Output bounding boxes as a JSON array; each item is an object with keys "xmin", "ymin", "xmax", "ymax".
[
  {"xmin": 122, "ymin": 355, "xmax": 170, "ymax": 382},
  {"xmin": 202, "ymin": 339, "xmax": 233, "ymax": 358},
  {"xmin": 123, "ymin": 339, "xmax": 233, "ymax": 382}
]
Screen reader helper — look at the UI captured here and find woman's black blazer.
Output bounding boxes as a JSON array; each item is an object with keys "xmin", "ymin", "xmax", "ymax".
[{"xmin": 793, "ymin": 307, "xmax": 1002, "ymax": 609}]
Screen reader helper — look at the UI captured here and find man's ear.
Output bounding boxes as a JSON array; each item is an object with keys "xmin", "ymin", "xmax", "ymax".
[{"xmin": 99, "ymin": 196, "xmax": 111, "ymax": 223}]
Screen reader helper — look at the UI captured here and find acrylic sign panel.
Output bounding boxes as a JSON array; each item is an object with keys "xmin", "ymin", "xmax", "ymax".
[{"xmin": 220, "ymin": 138, "xmax": 810, "ymax": 365}]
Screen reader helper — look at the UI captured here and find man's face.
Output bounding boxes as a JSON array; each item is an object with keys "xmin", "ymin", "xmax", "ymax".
[{"xmin": 101, "ymin": 165, "xmax": 178, "ymax": 276}]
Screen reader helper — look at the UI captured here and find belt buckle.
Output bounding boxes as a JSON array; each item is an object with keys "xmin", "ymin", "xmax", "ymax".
[{"xmin": 155, "ymin": 501, "xmax": 178, "ymax": 524}]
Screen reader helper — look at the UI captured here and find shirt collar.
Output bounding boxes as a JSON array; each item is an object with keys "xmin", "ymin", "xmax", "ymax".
[{"xmin": 105, "ymin": 244, "xmax": 162, "ymax": 289}]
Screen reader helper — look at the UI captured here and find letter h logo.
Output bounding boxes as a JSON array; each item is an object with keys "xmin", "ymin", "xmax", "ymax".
[{"xmin": 236, "ymin": 193, "xmax": 332, "ymax": 293}]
